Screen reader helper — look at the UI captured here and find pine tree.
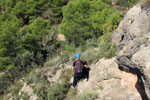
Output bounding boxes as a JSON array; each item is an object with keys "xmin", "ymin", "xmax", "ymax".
[{"xmin": 60, "ymin": 0, "xmax": 122, "ymax": 46}]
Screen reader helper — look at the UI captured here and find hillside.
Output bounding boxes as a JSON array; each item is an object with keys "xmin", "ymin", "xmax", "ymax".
[
  {"xmin": 73, "ymin": 58, "xmax": 141, "ymax": 100},
  {"xmin": 0, "ymin": 0, "xmax": 145, "ymax": 100}
]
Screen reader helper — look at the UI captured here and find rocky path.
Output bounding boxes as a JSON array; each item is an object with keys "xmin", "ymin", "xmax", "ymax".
[
  {"xmin": 76, "ymin": 58, "xmax": 142, "ymax": 100},
  {"xmin": 11, "ymin": 58, "xmax": 142, "ymax": 100}
]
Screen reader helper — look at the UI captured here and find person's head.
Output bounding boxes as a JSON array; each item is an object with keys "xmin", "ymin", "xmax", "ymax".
[{"xmin": 75, "ymin": 53, "xmax": 80, "ymax": 60}]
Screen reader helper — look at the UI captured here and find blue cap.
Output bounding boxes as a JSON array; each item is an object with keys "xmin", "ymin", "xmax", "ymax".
[{"xmin": 75, "ymin": 53, "xmax": 80, "ymax": 58}]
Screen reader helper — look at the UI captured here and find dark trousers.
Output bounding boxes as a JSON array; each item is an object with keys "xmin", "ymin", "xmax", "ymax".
[
  {"xmin": 73, "ymin": 67, "xmax": 90, "ymax": 87},
  {"xmin": 73, "ymin": 73, "xmax": 84, "ymax": 87}
]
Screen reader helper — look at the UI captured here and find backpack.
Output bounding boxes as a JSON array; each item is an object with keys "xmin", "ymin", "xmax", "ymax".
[{"xmin": 75, "ymin": 60, "xmax": 84, "ymax": 73}]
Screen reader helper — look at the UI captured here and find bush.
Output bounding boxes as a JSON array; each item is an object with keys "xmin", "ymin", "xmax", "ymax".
[
  {"xmin": 64, "ymin": 89, "xmax": 77, "ymax": 100},
  {"xmin": 47, "ymin": 80, "xmax": 69, "ymax": 100},
  {"xmin": 99, "ymin": 42, "xmax": 116, "ymax": 59},
  {"xmin": 0, "ymin": 15, "xmax": 23, "ymax": 71},
  {"xmin": 10, "ymin": 83, "xmax": 23, "ymax": 97},
  {"xmin": 85, "ymin": 39, "xmax": 98, "ymax": 49},
  {"xmin": 20, "ymin": 92, "xmax": 30, "ymax": 100},
  {"xmin": 1, "ymin": 81, "xmax": 24, "ymax": 100},
  {"xmin": 116, "ymin": 0, "xmax": 140, "ymax": 7},
  {"xmin": 44, "ymin": 53, "xmax": 70, "ymax": 75},
  {"xmin": 78, "ymin": 92, "xmax": 98, "ymax": 100},
  {"xmin": 32, "ymin": 68, "xmax": 72, "ymax": 100},
  {"xmin": 81, "ymin": 32, "xmax": 116, "ymax": 64},
  {"xmin": 81, "ymin": 47, "xmax": 100, "ymax": 64},
  {"xmin": 15, "ymin": 50, "xmax": 34, "ymax": 68}
]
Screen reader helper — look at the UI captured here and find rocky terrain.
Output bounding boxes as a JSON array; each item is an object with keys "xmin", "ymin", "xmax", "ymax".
[
  {"xmin": 3, "ymin": 1, "xmax": 150, "ymax": 100},
  {"xmin": 7, "ymin": 57, "xmax": 141, "ymax": 100},
  {"xmin": 76, "ymin": 58, "xmax": 141, "ymax": 100},
  {"xmin": 113, "ymin": 1, "xmax": 150, "ymax": 99}
]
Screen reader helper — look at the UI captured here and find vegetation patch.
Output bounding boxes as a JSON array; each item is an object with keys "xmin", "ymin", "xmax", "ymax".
[
  {"xmin": 78, "ymin": 92, "xmax": 98, "ymax": 100},
  {"xmin": 60, "ymin": 0, "xmax": 122, "ymax": 46},
  {"xmin": 31, "ymin": 68, "xmax": 72, "ymax": 100}
]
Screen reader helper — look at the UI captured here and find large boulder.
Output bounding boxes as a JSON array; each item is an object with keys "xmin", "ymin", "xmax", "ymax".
[
  {"xmin": 113, "ymin": 1, "xmax": 150, "ymax": 99},
  {"xmin": 77, "ymin": 58, "xmax": 141, "ymax": 100}
]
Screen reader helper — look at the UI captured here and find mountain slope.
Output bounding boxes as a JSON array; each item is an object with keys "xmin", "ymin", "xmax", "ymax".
[{"xmin": 76, "ymin": 58, "xmax": 141, "ymax": 100}]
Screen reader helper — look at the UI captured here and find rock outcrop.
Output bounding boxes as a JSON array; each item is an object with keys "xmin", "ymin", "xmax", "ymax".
[
  {"xmin": 113, "ymin": 1, "xmax": 150, "ymax": 99},
  {"xmin": 77, "ymin": 58, "xmax": 141, "ymax": 100},
  {"xmin": 5, "ymin": 58, "xmax": 142, "ymax": 100},
  {"xmin": 20, "ymin": 83, "xmax": 37, "ymax": 100}
]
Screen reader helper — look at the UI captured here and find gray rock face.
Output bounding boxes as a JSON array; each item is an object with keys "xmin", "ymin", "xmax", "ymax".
[
  {"xmin": 113, "ymin": 2, "xmax": 150, "ymax": 100},
  {"xmin": 76, "ymin": 58, "xmax": 141, "ymax": 100}
]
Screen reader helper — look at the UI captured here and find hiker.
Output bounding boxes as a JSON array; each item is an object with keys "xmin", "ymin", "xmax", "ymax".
[{"xmin": 71, "ymin": 53, "xmax": 89, "ymax": 88}]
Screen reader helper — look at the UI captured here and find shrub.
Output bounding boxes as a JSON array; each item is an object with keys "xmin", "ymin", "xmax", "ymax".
[
  {"xmin": 47, "ymin": 80, "xmax": 69, "ymax": 100},
  {"xmin": 44, "ymin": 53, "xmax": 70, "ymax": 75},
  {"xmin": 116, "ymin": 0, "xmax": 140, "ymax": 7},
  {"xmin": 64, "ymin": 89, "xmax": 77, "ymax": 100},
  {"xmin": 32, "ymin": 68, "xmax": 72, "ymax": 100},
  {"xmin": 21, "ymin": 92, "xmax": 30, "ymax": 100},
  {"xmin": 98, "ymin": 33, "xmax": 116, "ymax": 59},
  {"xmin": 81, "ymin": 47, "xmax": 100, "ymax": 64},
  {"xmin": 78, "ymin": 92, "xmax": 98, "ymax": 100},
  {"xmin": 0, "ymin": 15, "xmax": 23, "ymax": 71},
  {"xmin": 81, "ymin": 32, "xmax": 116, "ymax": 64}
]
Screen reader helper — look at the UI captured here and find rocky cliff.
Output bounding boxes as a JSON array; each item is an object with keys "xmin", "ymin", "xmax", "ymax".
[
  {"xmin": 113, "ymin": 1, "xmax": 150, "ymax": 99},
  {"xmin": 76, "ymin": 58, "xmax": 141, "ymax": 100}
]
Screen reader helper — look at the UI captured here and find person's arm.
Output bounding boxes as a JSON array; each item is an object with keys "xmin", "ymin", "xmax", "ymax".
[{"xmin": 84, "ymin": 61, "xmax": 88, "ymax": 68}]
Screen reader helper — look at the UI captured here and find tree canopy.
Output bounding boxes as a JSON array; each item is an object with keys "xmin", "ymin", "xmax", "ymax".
[
  {"xmin": 60, "ymin": 0, "xmax": 122, "ymax": 46},
  {"xmin": 0, "ymin": 0, "xmax": 68, "ymax": 71}
]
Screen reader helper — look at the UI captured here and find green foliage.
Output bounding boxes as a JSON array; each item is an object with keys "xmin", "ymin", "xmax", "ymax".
[
  {"xmin": 116, "ymin": 0, "xmax": 140, "ymax": 7},
  {"xmin": 32, "ymin": 69, "xmax": 72, "ymax": 100},
  {"xmin": 78, "ymin": 92, "xmax": 98, "ymax": 100},
  {"xmin": 81, "ymin": 32, "xmax": 116, "ymax": 64},
  {"xmin": 128, "ymin": 0, "xmax": 140, "ymax": 6},
  {"xmin": 60, "ymin": 0, "xmax": 122, "ymax": 46},
  {"xmin": 44, "ymin": 53, "xmax": 69, "ymax": 68},
  {"xmin": 1, "ymin": 81, "xmax": 25, "ymax": 100},
  {"xmin": 0, "ymin": 0, "xmax": 69, "ymax": 72},
  {"xmin": 1, "ymin": 0, "xmax": 68, "ymax": 19},
  {"xmin": 10, "ymin": 83, "xmax": 23, "ymax": 97},
  {"xmin": 0, "ymin": 15, "xmax": 23, "ymax": 71},
  {"xmin": 47, "ymin": 80, "xmax": 69, "ymax": 100},
  {"xmin": 47, "ymin": 69, "xmax": 72, "ymax": 100},
  {"xmin": 0, "ymin": 0, "xmax": 69, "ymax": 96},
  {"xmin": 12, "ymin": 1, "xmax": 27, "ymax": 17},
  {"xmin": 98, "ymin": 33, "xmax": 116, "ymax": 59},
  {"xmin": 20, "ymin": 92, "xmax": 30, "ymax": 100},
  {"xmin": 102, "ymin": 0, "xmax": 112, "ymax": 5},
  {"xmin": 64, "ymin": 89, "xmax": 77, "ymax": 100},
  {"xmin": 19, "ymin": 17, "xmax": 52, "ymax": 64},
  {"xmin": 85, "ymin": 39, "xmax": 98, "ymax": 48},
  {"xmin": 15, "ymin": 50, "xmax": 34, "ymax": 68},
  {"xmin": 65, "ymin": 86, "xmax": 97, "ymax": 100}
]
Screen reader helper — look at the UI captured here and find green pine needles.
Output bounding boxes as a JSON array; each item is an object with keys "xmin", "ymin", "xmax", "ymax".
[{"xmin": 59, "ymin": 0, "xmax": 122, "ymax": 46}]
